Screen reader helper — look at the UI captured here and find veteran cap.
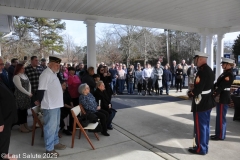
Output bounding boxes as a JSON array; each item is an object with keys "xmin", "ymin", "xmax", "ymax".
[
  {"xmin": 49, "ymin": 56, "xmax": 61, "ymax": 64},
  {"xmin": 220, "ymin": 57, "xmax": 234, "ymax": 64},
  {"xmin": 193, "ymin": 51, "xmax": 209, "ymax": 59}
]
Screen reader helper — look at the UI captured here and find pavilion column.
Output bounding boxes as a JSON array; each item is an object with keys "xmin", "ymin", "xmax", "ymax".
[
  {"xmin": 84, "ymin": 20, "xmax": 97, "ymax": 69},
  {"xmin": 216, "ymin": 33, "xmax": 225, "ymax": 79},
  {"xmin": 200, "ymin": 35, "xmax": 207, "ymax": 53},
  {"xmin": 206, "ymin": 34, "xmax": 214, "ymax": 69}
]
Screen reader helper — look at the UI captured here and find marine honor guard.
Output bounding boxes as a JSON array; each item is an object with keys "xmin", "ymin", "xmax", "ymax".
[
  {"xmin": 187, "ymin": 51, "xmax": 215, "ymax": 155},
  {"xmin": 211, "ymin": 57, "xmax": 234, "ymax": 140}
]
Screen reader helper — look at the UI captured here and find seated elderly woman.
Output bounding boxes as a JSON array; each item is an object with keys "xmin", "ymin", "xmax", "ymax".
[
  {"xmin": 94, "ymin": 81, "xmax": 117, "ymax": 130},
  {"xmin": 78, "ymin": 83, "xmax": 110, "ymax": 136}
]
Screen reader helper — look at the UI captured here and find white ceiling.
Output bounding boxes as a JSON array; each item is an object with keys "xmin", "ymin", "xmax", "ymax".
[{"xmin": 0, "ymin": 0, "xmax": 240, "ymax": 33}]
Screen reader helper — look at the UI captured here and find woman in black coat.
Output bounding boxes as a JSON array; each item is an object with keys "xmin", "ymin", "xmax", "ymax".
[
  {"xmin": 94, "ymin": 81, "xmax": 116, "ymax": 130},
  {"xmin": 175, "ymin": 64, "xmax": 183, "ymax": 92},
  {"xmin": 98, "ymin": 66, "xmax": 113, "ymax": 98}
]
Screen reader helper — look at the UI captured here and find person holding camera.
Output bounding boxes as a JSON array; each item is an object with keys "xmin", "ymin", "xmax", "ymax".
[{"xmin": 175, "ymin": 64, "xmax": 183, "ymax": 92}]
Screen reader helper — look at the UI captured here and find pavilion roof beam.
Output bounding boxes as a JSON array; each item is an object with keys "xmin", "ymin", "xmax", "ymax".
[{"xmin": 0, "ymin": 6, "xmax": 198, "ymax": 33}]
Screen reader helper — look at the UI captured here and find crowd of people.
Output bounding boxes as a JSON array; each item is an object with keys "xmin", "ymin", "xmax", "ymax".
[{"xmin": 0, "ymin": 53, "xmax": 238, "ymax": 158}]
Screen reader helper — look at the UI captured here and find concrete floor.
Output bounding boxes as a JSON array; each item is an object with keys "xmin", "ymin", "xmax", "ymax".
[{"xmin": 8, "ymin": 88, "xmax": 240, "ymax": 160}]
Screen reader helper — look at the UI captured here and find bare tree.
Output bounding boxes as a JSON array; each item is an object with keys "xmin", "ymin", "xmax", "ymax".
[
  {"xmin": 96, "ymin": 27, "xmax": 123, "ymax": 65},
  {"xmin": 63, "ymin": 34, "xmax": 76, "ymax": 63},
  {"xmin": 112, "ymin": 25, "xmax": 142, "ymax": 66}
]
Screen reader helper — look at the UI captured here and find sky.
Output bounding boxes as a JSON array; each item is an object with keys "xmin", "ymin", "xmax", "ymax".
[{"xmin": 61, "ymin": 20, "xmax": 240, "ymax": 46}]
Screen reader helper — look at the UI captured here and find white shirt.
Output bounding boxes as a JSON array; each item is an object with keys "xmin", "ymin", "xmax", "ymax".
[
  {"xmin": 142, "ymin": 68, "xmax": 152, "ymax": 79},
  {"xmin": 38, "ymin": 67, "xmax": 63, "ymax": 109}
]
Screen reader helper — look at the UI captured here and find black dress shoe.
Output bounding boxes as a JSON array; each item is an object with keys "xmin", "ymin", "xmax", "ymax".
[
  {"xmin": 211, "ymin": 136, "xmax": 224, "ymax": 141},
  {"xmin": 101, "ymin": 132, "xmax": 110, "ymax": 136},
  {"xmin": 188, "ymin": 148, "xmax": 206, "ymax": 155},
  {"xmin": 62, "ymin": 129, "xmax": 72, "ymax": 136},
  {"xmin": 210, "ymin": 135, "xmax": 216, "ymax": 138},
  {"xmin": 107, "ymin": 126, "xmax": 113, "ymax": 130}
]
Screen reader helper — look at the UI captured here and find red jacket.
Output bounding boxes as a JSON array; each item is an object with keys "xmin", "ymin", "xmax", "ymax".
[{"xmin": 68, "ymin": 75, "xmax": 81, "ymax": 98}]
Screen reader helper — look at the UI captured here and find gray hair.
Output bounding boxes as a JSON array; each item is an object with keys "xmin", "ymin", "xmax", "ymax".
[{"xmin": 78, "ymin": 83, "xmax": 88, "ymax": 94}]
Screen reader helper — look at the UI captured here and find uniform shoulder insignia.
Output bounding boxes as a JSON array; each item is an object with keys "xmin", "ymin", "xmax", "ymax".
[
  {"xmin": 195, "ymin": 76, "xmax": 200, "ymax": 84},
  {"xmin": 225, "ymin": 76, "xmax": 229, "ymax": 81}
]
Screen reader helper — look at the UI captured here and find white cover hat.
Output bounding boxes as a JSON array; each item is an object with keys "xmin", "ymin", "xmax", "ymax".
[
  {"xmin": 193, "ymin": 51, "xmax": 208, "ymax": 59},
  {"xmin": 220, "ymin": 57, "xmax": 234, "ymax": 64}
]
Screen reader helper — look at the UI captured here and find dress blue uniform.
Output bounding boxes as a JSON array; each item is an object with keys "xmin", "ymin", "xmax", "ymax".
[
  {"xmin": 211, "ymin": 57, "xmax": 234, "ymax": 140},
  {"xmin": 187, "ymin": 51, "xmax": 215, "ymax": 155}
]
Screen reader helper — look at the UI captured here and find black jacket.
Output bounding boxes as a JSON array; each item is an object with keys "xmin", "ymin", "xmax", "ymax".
[
  {"xmin": 94, "ymin": 88, "xmax": 111, "ymax": 113},
  {"xmin": 170, "ymin": 65, "xmax": 177, "ymax": 75},
  {"xmin": 0, "ymin": 81, "xmax": 18, "ymax": 126},
  {"xmin": 0, "ymin": 69, "xmax": 10, "ymax": 89},
  {"xmin": 100, "ymin": 73, "xmax": 113, "ymax": 97},
  {"xmin": 176, "ymin": 68, "xmax": 183, "ymax": 79},
  {"xmin": 191, "ymin": 64, "xmax": 215, "ymax": 112},
  {"xmin": 81, "ymin": 71, "xmax": 96, "ymax": 94},
  {"xmin": 214, "ymin": 69, "xmax": 234, "ymax": 104}
]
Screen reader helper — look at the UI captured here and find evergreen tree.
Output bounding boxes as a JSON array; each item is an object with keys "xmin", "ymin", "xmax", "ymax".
[
  {"xmin": 30, "ymin": 18, "xmax": 65, "ymax": 57},
  {"xmin": 232, "ymin": 34, "xmax": 240, "ymax": 60}
]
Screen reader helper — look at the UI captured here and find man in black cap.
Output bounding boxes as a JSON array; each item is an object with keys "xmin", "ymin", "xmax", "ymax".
[
  {"xmin": 35, "ymin": 56, "xmax": 66, "ymax": 157},
  {"xmin": 40, "ymin": 58, "xmax": 47, "ymax": 70},
  {"xmin": 187, "ymin": 51, "xmax": 215, "ymax": 155},
  {"xmin": 211, "ymin": 57, "xmax": 234, "ymax": 140}
]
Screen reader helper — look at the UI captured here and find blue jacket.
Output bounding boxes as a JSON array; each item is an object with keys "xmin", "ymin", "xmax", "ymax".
[
  {"xmin": 79, "ymin": 93, "xmax": 98, "ymax": 113},
  {"xmin": 0, "ymin": 69, "xmax": 10, "ymax": 89},
  {"xmin": 109, "ymin": 68, "xmax": 118, "ymax": 79},
  {"xmin": 162, "ymin": 69, "xmax": 172, "ymax": 82},
  {"xmin": 8, "ymin": 65, "xmax": 15, "ymax": 90}
]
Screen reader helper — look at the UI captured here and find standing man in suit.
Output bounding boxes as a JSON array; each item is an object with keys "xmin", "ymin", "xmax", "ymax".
[
  {"xmin": 170, "ymin": 60, "xmax": 177, "ymax": 88},
  {"xmin": 0, "ymin": 57, "xmax": 18, "ymax": 160},
  {"xmin": 187, "ymin": 51, "xmax": 215, "ymax": 155}
]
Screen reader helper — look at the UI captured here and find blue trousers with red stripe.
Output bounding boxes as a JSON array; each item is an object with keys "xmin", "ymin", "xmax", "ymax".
[
  {"xmin": 193, "ymin": 109, "xmax": 211, "ymax": 154},
  {"xmin": 215, "ymin": 103, "xmax": 228, "ymax": 140}
]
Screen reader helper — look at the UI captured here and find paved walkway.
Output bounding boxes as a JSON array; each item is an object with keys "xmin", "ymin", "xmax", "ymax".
[{"xmin": 8, "ymin": 89, "xmax": 240, "ymax": 160}]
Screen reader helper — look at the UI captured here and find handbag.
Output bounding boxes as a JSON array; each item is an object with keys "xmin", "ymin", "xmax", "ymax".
[
  {"xmin": 77, "ymin": 114, "xmax": 89, "ymax": 127},
  {"xmin": 87, "ymin": 113, "xmax": 98, "ymax": 123}
]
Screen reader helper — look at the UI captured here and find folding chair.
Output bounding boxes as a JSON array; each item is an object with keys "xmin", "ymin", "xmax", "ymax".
[
  {"xmin": 71, "ymin": 105, "xmax": 99, "ymax": 149},
  {"xmin": 31, "ymin": 106, "xmax": 44, "ymax": 146}
]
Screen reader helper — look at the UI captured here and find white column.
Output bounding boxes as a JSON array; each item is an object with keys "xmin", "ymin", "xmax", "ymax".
[
  {"xmin": 216, "ymin": 33, "xmax": 225, "ymax": 79},
  {"xmin": 206, "ymin": 34, "xmax": 214, "ymax": 69},
  {"xmin": 84, "ymin": 20, "xmax": 97, "ymax": 69},
  {"xmin": 200, "ymin": 35, "xmax": 207, "ymax": 53}
]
